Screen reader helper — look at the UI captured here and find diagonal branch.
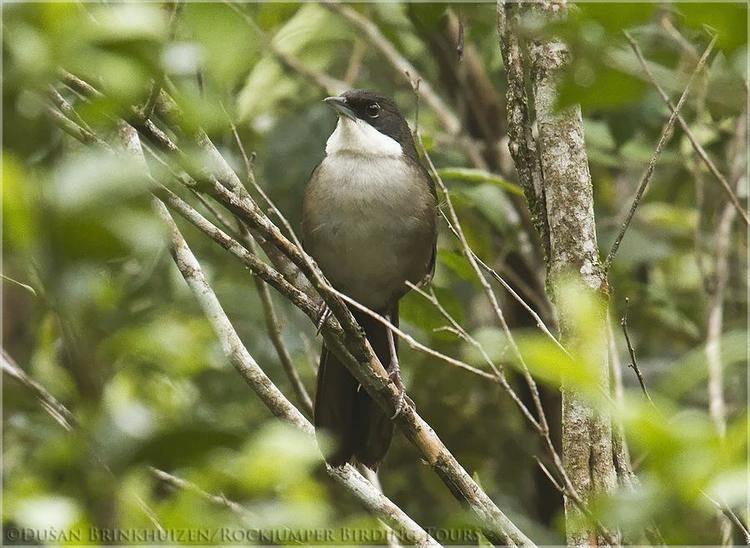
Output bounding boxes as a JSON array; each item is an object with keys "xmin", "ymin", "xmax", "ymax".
[
  {"xmin": 604, "ymin": 35, "xmax": 718, "ymax": 271},
  {"xmin": 624, "ymin": 31, "xmax": 748, "ymax": 228}
]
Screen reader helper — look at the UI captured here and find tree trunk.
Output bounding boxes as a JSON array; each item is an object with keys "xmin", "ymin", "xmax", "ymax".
[{"xmin": 498, "ymin": 2, "xmax": 618, "ymax": 545}]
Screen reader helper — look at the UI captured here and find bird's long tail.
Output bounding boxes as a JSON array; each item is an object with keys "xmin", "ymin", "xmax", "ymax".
[{"xmin": 314, "ymin": 307, "xmax": 398, "ymax": 469}]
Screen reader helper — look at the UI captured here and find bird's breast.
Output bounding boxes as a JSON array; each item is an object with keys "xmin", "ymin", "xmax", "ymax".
[{"xmin": 302, "ymin": 153, "xmax": 435, "ymax": 310}]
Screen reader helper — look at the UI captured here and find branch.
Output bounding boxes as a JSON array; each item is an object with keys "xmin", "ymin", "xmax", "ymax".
[
  {"xmin": 623, "ymin": 31, "xmax": 748, "ymax": 228},
  {"xmin": 604, "ymin": 35, "xmax": 718, "ymax": 271},
  {"xmin": 247, "ymin": 234, "xmax": 315, "ymax": 416},
  {"xmin": 149, "ymin": 467, "xmax": 257, "ymax": 522},
  {"xmin": 619, "ymin": 299, "xmax": 653, "ymax": 405}
]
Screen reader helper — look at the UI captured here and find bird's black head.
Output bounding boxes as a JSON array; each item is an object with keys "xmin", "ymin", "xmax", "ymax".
[{"xmin": 324, "ymin": 90, "xmax": 418, "ymax": 159}]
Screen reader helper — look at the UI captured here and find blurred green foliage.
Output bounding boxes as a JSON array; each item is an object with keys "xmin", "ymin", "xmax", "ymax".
[{"xmin": 3, "ymin": 2, "xmax": 747, "ymax": 545}]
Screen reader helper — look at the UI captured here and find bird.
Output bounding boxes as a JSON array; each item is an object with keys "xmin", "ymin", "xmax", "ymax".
[{"xmin": 301, "ymin": 89, "xmax": 438, "ymax": 469}]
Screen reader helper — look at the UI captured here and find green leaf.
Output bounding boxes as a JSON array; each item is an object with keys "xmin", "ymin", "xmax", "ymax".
[{"xmin": 437, "ymin": 167, "xmax": 523, "ymax": 196}]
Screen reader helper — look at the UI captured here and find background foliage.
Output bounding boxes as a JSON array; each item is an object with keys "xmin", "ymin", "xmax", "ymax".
[{"xmin": 3, "ymin": 2, "xmax": 747, "ymax": 544}]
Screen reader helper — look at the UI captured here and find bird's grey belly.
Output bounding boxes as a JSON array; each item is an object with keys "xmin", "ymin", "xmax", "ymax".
[{"xmin": 303, "ymin": 155, "xmax": 434, "ymax": 311}]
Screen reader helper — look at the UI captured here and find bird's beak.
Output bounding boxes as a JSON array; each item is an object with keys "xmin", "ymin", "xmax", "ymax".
[{"xmin": 323, "ymin": 96, "xmax": 356, "ymax": 121}]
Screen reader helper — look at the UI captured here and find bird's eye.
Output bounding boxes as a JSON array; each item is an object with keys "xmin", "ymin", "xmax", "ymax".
[{"xmin": 366, "ymin": 103, "xmax": 381, "ymax": 118}]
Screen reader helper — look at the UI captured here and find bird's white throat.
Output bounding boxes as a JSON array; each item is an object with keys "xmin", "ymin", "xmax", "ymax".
[{"xmin": 325, "ymin": 117, "xmax": 402, "ymax": 157}]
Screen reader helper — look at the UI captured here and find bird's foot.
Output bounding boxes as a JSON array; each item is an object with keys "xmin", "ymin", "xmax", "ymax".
[
  {"xmin": 388, "ymin": 366, "xmax": 409, "ymax": 419},
  {"xmin": 315, "ymin": 302, "xmax": 332, "ymax": 334}
]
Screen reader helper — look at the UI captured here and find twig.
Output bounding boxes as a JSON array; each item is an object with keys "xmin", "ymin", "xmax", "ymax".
[
  {"xmin": 406, "ymin": 282, "xmax": 542, "ymax": 431},
  {"xmin": 326, "ymin": 285, "xmax": 499, "ymax": 382},
  {"xmin": 149, "ymin": 467, "xmax": 257, "ymax": 522},
  {"xmin": 2, "ymin": 350, "xmax": 76, "ymax": 431},
  {"xmin": 247, "ymin": 234, "xmax": 314, "ymax": 417},
  {"xmin": 440, "ymin": 211, "xmax": 564, "ymax": 356},
  {"xmin": 702, "ymin": 490, "xmax": 750, "ymax": 545},
  {"xmin": 620, "ymin": 299, "xmax": 653, "ymax": 405},
  {"xmin": 533, "ymin": 458, "xmax": 620, "ymax": 547},
  {"xmin": 624, "ymin": 31, "xmax": 748, "ymax": 228},
  {"xmin": 416, "ymin": 122, "xmax": 594, "ymax": 528},
  {"xmin": 222, "ymin": 107, "xmax": 314, "ymax": 415},
  {"xmin": 344, "ymin": 38, "xmax": 366, "ymax": 85},
  {"xmin": 49, "ymin": 86, "xmax": 94, "ymax": 134},
  {"xmin": 47, "ymin": 105, "xmax": 105, "ymax": 146},
  {"xmin": 604, "ymin": 35, "xmax": 717, "ymax": 271},
  {"xmin": 417, "ymin": 131, "xmax": 551, "ymax": 436}
]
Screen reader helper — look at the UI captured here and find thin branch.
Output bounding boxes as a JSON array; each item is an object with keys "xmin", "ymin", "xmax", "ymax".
[
  {"xmin": 417, "ymin": 132, "xmax": 551, "ymax": 437},
  {"xmin": 703, "ymin": 491, "xmax": 750, "ymax": 545},
  {"xmin": 47, "ymin": 105, "xmax": 105, "ymax": 146},
  {"xmin": 416, "ymin": 125, "xmax": 595, "ymax": 529},
  {"xmin": 620, "ymin": 299, "xmax": 653, "ymax": 405},
  {"xmin": 326, "ymin": 285, "xmax": 499, "ymax": 382},
  {"xmin": 247, "ymin": 234, "xmax": 315, "ymax": 417},
  {"xmin": 440, "ymin": 210, "xmax": 565, "ymax": 356},
  {"xmin": 344, "ymin": 38, "xmax": 367, "ymax": 85},
  {"xmin": 2, "ymin": 350, "xmax": 76, "ymax": 431},
  {"xmin": 149, "ymin": 467, "xmax": 257, "ymax": 522},
  {"xmin": 604, "ymin": 35, "xmax": 718, "ymax": 271},
  {"xmin": 533, "ymin": 458, "xmax": 620, "ymax": 547},
  {"xmin": 222, "ymin": 108, "xmax": 314, "ymax": 415},
  {"xmin": 406, "ymin": 282, "xmax": 542, "ymax": 431},
  {"xmin": 624, "ymin": 31, "xmax": 748, "ymax": 227}
]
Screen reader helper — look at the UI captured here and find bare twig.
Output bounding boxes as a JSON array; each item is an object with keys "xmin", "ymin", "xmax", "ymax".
[
  {"xmin": 344, "ymin": 38, "xmax": 367, "ymax": 85},
  {"xmin": 417, "ymin": 131, "xmax": 551, "ymax": 437},
  {"xmin": 533, "ymin": 458, "xmax": 620, "ymax": 547},
  {"xmin": 2, "ymin": 350, "xmax": 76, "ymax": 431},
  {"xmin": 149, "ymin": 467, "xmax": 257, "ymax": 522},
  {"xmin": 247, "ymin": 234, "xmax": 314, "ymax": 417},
  {"xmin": 440, "ymin": 211, "xmax": 564, "ymax": 356},
  {"xmin": 416, "ymin": 120, "xmax": 595, "ymax": 530},
  {"xmin": 624, "ymin": 31, "xmax": 748, "ymax": 228},
  {"xmin": 222, "ymin": 107, "xmax": 314, "ymax": 415},
  {"xmin": 604, "ymin": 35, "xmax": 718, "ymax": 271},
  {"xmin": 326, "ymin": 285, "xmax": 499, "ymax": 382},
  {"xmin": 620, "ymin": 299, "xmax": 653, "ymax": 405},
  {"xmin": 47, "ymin": 105, "xmax": 105, "ymax": 146}
]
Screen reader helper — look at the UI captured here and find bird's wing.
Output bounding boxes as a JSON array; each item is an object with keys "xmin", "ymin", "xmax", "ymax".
[{"xmin": 406, "ymin": 154, "xmax": 438, "ymax": 286}]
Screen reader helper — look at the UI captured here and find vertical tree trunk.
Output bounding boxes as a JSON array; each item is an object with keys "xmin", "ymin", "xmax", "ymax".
[
  {"xmin": 498, "ymin": 2, "xmax": 618, "ymax": 545},
  {"xmin": 530, "ymin": 38, "xmax": 618, "ymax": 547}
]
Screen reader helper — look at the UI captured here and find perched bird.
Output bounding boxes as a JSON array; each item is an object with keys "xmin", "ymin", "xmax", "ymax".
[{"xmin": 302, "ymin": 90, "xmax": 437, "ymax": 469}]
